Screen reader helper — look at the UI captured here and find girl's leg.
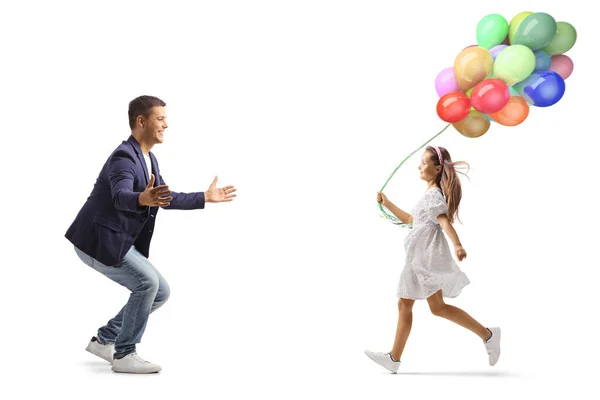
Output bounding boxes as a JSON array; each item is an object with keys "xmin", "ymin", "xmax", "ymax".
[
  {"xmin": 426, "ymin": 290, "xmax": 491, "ymax": 341},
  {"xmin": 390, "ymin": 298, "xmax": 415, "ymax": 361}
]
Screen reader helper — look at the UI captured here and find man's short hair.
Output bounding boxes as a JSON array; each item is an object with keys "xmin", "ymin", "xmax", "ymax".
[{"xmin": 128, "ymin": 95, "xmax": 166, "ymax": 129}]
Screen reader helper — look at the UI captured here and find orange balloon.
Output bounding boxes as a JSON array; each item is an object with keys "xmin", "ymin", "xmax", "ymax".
[
  {"xmin": 487, "ymin": 96, "xmax": 529, "ymax": 126},
  {"xmin": 452, "ymin": 110, "xmax": 490, "ymax": 138},
  {"xmin": 454, "ymin": 46, "xmax": 494, "ymax": 92}
]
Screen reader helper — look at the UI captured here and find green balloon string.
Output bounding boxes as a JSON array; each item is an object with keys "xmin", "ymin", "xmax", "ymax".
[{"xmin": 378, "ymin": 123, "xmax": 452, "ymax": 228}]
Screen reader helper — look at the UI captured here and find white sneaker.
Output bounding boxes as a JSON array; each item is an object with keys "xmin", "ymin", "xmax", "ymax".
[
  {"xmin": 365, "ymin": 350, "xmax": 400, "ymax": 373},
  {"xmin": 111, "ymin": 353, "xmax": 162, "ymax": 374},
  {"xmin": 484, "ymin": 327, "xmax": 501, "ymax": 366},
  {"xmin": 85, "ymin": 337, "xmax": 114, "ymax": 364}
]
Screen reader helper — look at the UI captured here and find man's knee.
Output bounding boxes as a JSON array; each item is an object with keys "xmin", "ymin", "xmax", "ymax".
[
  {"xmin": 154, "ymin": 280, "xmax": 170, "ymax": 305},
  {"xmin": 139, "ymin": 274, "xmax": 160, "ymax": 294}
]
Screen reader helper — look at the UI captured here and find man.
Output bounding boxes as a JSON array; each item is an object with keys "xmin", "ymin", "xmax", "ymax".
[{"xmin": 65, "ymin": 95, "xmax": 236, "ymax": 374}]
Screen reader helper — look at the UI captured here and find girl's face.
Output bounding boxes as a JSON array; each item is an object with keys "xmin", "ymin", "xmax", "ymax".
[{"xmin": 419, "ymin": 151, "xmax": 441, "ymax": 182}]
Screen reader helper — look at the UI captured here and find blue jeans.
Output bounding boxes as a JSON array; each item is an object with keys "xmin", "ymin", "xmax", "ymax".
[{"xmin": 74, "ymin": 246, "xmax": 170, "ymax": 357}]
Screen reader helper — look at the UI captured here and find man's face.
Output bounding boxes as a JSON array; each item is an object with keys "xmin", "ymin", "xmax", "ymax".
[{"xmin": 141, "ymin": 106, "xmax": 168, "ymax": 144}]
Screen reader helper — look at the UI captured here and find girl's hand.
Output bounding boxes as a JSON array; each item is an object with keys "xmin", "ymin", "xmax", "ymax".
[
  {"xmin": 377, "ymin": 191, "xmax": 389, "ymax": 207},
  {"xmin": 455, "ymin": 246, "xmax": 467, "ymax": 261}
]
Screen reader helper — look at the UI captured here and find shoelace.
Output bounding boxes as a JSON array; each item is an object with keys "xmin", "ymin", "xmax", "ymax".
[{"xmin": 130, "ymin": 353, "xmax": 149, "ymax": 364}]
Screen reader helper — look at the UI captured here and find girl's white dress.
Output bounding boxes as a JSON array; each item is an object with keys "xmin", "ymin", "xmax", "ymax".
[{"xmin": 397, "ymin": 187, "xmax": 470, "ymax": 299}]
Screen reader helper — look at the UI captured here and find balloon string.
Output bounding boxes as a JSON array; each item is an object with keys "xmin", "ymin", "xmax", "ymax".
[{"xmin": 378, "ymin": 123, "xmax": 452, "ymax": 227}]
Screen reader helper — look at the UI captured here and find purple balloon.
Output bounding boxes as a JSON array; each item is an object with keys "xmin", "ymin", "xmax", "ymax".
[
  {"xmin": 435, "ymin": 67, "xmax": 459, "ymax": 97},
  {"xmin": 489, "ymin": 45, "xmax": 507, "ymax": 60}
]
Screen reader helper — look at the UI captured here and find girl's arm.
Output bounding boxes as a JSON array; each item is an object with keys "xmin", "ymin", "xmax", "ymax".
[
  {"xmin": 378, "ymin": 192, "xmax": 413, "ymax": 225},
  {"xmin": 438, "ymin": 214, "xmax": 467, "ymax": 261}
]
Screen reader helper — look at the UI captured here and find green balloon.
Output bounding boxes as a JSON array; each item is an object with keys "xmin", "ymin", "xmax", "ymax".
[
  {"xmin": 493, "ymin": 45, "xmax": 536, "ymax": 86},
  {"xmin": 476, "ymin": 14, "xmax": 509, "ymax": 49},
  {"xmin": 513, "ymin": 12, "xmax": 557, "ymax": 50},
  {"xmin": 542, "ymin": 21, "xmax": 577, "ymax": 55},
  {"xmin": 509, "ymin": 11, "xmax": 533, "ymax": 43}
]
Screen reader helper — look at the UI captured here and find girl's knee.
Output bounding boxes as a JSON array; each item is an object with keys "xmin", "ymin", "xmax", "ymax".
[
  {"xmin": 428, "ymin": 301, "xmax": 447, "ymax": 317},
  {"xmin": 398, "ymin": 298, "xmax": 415, "ymax": 312}
]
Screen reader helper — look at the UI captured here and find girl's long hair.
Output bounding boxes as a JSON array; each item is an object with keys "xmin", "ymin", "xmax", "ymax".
[{"xmin": 426, "ymin": 146, "xmax": 470, "ymax": 224}]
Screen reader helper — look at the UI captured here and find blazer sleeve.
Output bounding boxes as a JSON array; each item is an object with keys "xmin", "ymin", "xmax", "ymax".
[
  {"xmin": 108, "ymin": 149, "xmax": 148, "ymax": 213},
  {"xmin": 158, "ymin": 172, "xmax": 206, "ymax": 210}
]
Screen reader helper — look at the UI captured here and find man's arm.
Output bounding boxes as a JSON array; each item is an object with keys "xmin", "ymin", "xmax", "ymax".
[
  {"xmin": 108, "ymin": 150, "xmax": 148, "ymax": 213},
  {"xmin": 158, "ymin": 173, "xmax": 205, "ymax": 210}
]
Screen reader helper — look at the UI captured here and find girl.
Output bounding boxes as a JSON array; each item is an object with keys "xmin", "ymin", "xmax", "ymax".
[{"xmin": 365, "ymin": 146, "xmax": 500, "ymax": 373}]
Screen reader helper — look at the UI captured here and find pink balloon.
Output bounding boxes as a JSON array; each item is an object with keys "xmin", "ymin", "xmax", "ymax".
[
  {"xmin": 435, "ymin": 67, "xmax": 459, "ymax": 97},
  {"xmin": 549, "ymin": 55, "xmax": 574, "ymax": 80}
]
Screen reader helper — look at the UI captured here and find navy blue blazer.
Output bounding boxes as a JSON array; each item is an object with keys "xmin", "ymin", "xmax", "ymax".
[{"xmin": 66, "ymin": 135, "xmax": 205, "ymax": 266}]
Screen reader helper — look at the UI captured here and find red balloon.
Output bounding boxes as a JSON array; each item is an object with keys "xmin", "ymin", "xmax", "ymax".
[
  {"xmin": 470, "ymin": 79, "xmax": 510, "ymax": 114},
  {"xmin": 436, "ymin": 91, "xmax": 471, "ymax": 123}
]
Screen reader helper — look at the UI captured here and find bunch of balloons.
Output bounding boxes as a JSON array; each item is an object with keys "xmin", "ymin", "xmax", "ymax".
[{"xmin": 435, "ymin": 11, "xmax": 577, "ymax": 138}]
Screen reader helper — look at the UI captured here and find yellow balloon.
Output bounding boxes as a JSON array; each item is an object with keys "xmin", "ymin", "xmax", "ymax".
[
  {"xmin": 452, "ymin": 110, "xmax": 490, "ymax": 138},
  {"xmin": 508, "ymin": 11, "xmax": 533, "ymax": 43},
  {"xmin": 454, "ymin": 47, "xmax": 493, "ymax": 92}
]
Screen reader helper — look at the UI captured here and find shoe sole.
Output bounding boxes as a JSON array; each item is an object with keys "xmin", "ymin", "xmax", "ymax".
[{"xmin": 111, "ymin": 366, "xmax": 162, "ymax": 374}]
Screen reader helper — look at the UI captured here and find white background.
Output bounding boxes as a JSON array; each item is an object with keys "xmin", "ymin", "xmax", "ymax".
[{"xmin": 1, "ymin": 0, "xmax": 598, "ymax": 398}]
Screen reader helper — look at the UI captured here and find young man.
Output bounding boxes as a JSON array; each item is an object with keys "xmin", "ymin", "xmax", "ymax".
[{"xmin": 65, "ymin": 95, "xmax": 236, "ymax": 373}]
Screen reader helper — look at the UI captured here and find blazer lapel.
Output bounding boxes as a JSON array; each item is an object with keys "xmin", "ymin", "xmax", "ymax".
[{"xmin": 149, "ymin": 153, "xmax": 157, "ymax": 182}]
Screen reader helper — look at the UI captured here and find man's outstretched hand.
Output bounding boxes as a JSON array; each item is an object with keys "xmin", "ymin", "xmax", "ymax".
[
  {"xmin": 205, "ymin": 176, "xmax": 237, "ymax": 203},
  {"xmin": 138, "ymin": 174, "xmax": 173, "ymax": 207}
]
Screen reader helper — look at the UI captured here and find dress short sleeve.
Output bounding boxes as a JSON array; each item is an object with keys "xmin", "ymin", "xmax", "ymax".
[{"xmin": 427, "ymin": 189, "xmax": 449, "ymax": 224}]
